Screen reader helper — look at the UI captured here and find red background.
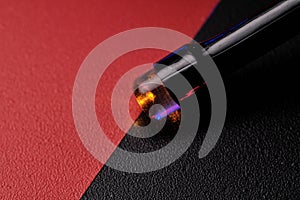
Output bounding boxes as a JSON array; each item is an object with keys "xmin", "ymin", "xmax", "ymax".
[{"xmin": 0, "ymin": 0, "xmax": 217, "ymax": 198}]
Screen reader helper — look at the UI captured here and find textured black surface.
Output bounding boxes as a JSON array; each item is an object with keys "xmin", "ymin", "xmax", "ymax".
[{"xmin": 82, "ymin": 1, "xmax": 300, "ymax": 199}]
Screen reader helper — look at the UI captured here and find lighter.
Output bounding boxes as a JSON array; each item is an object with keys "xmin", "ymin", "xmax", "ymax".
[{"xmin": 133, "ymin": 0, "xmax": 300, "ymax": 120}]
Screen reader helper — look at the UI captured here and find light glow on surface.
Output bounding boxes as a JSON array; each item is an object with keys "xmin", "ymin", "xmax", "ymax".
[{"xmin": 152, "ymin": 103, "xmax": 180, "ymax": 120}]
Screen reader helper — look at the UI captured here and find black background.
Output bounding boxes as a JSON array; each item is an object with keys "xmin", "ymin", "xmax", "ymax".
[{"xmin": 82, "ymin": 0, "xmax": 300, "ymax": 199}]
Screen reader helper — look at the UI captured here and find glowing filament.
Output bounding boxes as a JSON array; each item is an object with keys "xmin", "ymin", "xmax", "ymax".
[{"xmin": 136, "ymin": 91, "xmax": 155, "ymax": 109}]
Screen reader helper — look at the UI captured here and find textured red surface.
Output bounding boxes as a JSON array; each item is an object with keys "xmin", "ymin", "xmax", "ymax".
[{"xmin": 0, "ymin": 0, "xmax": 217, "ymax": 199}]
